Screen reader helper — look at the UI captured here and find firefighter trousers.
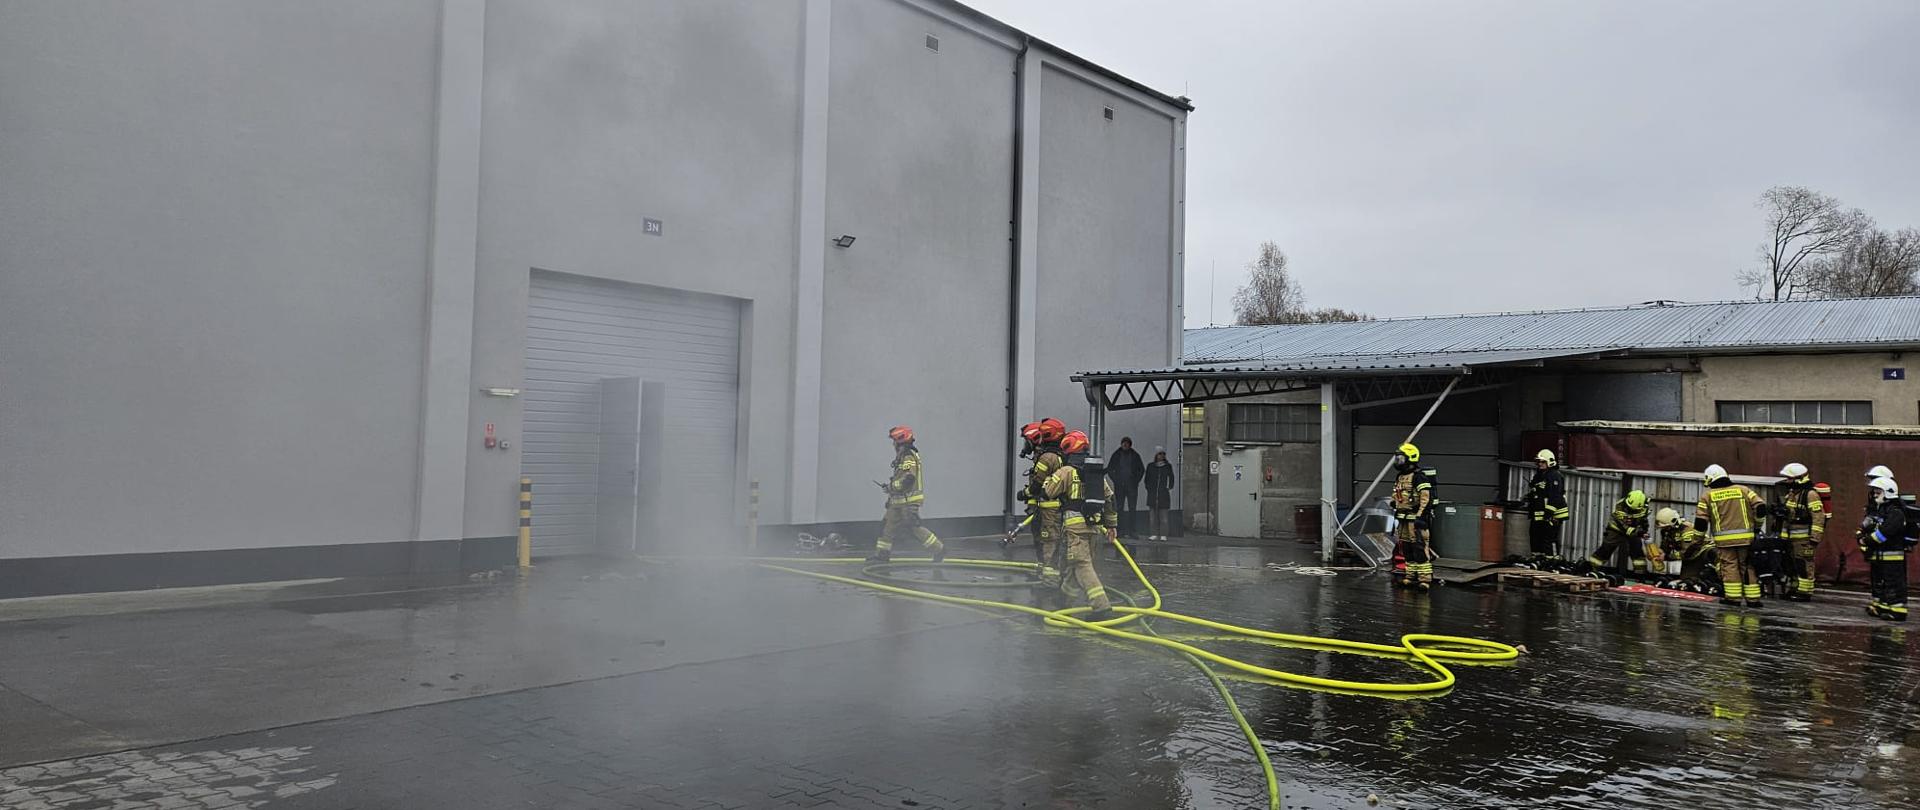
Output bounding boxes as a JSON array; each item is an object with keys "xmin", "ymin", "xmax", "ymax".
[
  {"xmin": 1529, "ymin": 520, "xmax": 1562, "ymax": 557},
  {"xmin": 1590, "ymin": 530, "xmax": 1649, "ymax": 573},
  {"xmin": 875, "ymin": 503, "xmax": 941, "ymax": 555},
  {"xmin": 1061, "ymin": 524, "xmax": 1111, "ymax": 612},
  {"xmin": 1785, "ymin": 535, "xmax": 1818, "ymax": 597},
  {"xmin": 1869, "ymin": 554, "xmax": 1908, "ymax": 618},
  {"xmin": 1716, "ymin": 545, "xmax": 1761, "ymax": 601},
  {"xmin": 1396, "ymin": 521, "xmax": 1432, "ymax": 586}
]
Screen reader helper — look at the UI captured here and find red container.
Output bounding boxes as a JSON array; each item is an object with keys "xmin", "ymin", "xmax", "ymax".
[{"xmin": 1478, "ymin": 504, "xmax": 1505, "ymax": 561}]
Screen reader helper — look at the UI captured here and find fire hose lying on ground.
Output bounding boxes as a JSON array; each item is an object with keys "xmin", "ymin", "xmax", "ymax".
[{"xmin": 657, "ymin": 538, "xmax": 1522, "ymax": 810}]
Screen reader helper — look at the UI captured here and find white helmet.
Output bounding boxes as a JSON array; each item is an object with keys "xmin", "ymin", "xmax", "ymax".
[
  {"xmin": 1535, "ymin": 449, "xmax": 1557, "ymax": 466},
  {"xmin": 1869, "ymin": 476, "xmax": 1899, "ymax": 500},
  {"xmin": 1868, "ymin": 464, "xmax": 1895, "ymax": 480},
  {"xmin": 1703, "ymin": 464, "xmax": 1728, "ymax": 483},
  {"xmin": 1779, "ymin": 462, "xmax": 1808, "ymax": 479},
  {"xmin": 1655, "ymin": 507, "xmax": 1682, "ymax": 527}
]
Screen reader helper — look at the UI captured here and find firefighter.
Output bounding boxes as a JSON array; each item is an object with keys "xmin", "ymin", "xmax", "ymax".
[
  {"xmin": 868, "ymin": 425, "xmax": 943, "ymax": 564},
  {"xmin": 1860, "ymin": 476, "xmax": 1910, "ymax": 621},
  {"xmin": 1389, "ymin": 443, "xmax": 1436, "ymax": 591},
  {"xmin": 1014, "ymin": 418, "xmax": 1068, "ymax": 567},
  {"xmin": 1657, "ymin": 507, "xmax": 1719, "ymax": 592},
  {"xmin": 1774, "ymin": 463, "xmax": 1826, "ymax": 602},
  {"xmin": 1696, "ymin": 464, "xmax": 1766, "ymax": 607},
  {"xmin": 1043, "ymin": 430, "xmax": 1114, "ymax": 620},
  {"xmin": 1526, "ymin": 449, "xmax": 1570, "ymax": 558},
  {"xmin": 1589, "ymin": 490, "xmax": 1651, "ymax": 575}
]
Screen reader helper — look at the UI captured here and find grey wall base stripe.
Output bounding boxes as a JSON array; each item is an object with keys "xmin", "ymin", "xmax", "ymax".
[
  {"xmin": 0, "ymin": 537, "xmax": 517, "ymax": 600},
  {"xmin": 746, "ymin": 511, "xmax": 1186, "ymax": 551}
]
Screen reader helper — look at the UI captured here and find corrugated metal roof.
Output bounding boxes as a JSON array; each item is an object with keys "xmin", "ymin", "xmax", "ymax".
[
  {"xmin": 1182, "ymin": 297, "xmax": 1920, "ymax": 366},
  {"xmin": 1079, "ymin": 348, "xmax": 1607, "ymax": 380}
]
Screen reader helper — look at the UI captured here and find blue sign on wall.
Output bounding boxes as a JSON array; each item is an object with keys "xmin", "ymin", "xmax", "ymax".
[{"xmin": 1885, "ymin": 368, "xmax": 1906, "ymax": 381}]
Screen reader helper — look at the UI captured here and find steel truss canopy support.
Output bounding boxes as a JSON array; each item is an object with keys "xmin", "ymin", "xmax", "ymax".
[{"xmin": 1080, "ymin": 374, "xmax": 1318, "ymax": 411}]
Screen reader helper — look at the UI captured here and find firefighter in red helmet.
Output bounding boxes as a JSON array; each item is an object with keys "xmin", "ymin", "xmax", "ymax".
[
  {"xmin": 1039, "ymin": 430, "xmax": 1114, "ymax": 619},
  {"xmin": 868, "ymin": 425, "xmax": 943, "ymax": 563}
]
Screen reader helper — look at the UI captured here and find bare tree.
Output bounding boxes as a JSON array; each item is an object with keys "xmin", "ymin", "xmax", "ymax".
[
  {"xmin": 1230, "ymin": 242, "xmax": 1370, "ymax": 325},
  {"xmin": 1739, "ymin": 186, "xmax": 1873, "ymax": 300},
  {"xmin": 1804, "ymin": 228, "xmax": 1920, "ymax": 298},
  {"xmin": 1231, "ymin": 242, "xmax": 1305, "ymax": 324}
]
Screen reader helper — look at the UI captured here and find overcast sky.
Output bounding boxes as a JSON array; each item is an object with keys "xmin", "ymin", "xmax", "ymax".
[{"xmin": 963, "ymin": 0, "xmax": 1920, "ymax": 326}]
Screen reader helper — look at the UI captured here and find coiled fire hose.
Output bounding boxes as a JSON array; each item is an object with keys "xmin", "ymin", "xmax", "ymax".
[{"xmin": 658, "ymin": 537, "xmax": 1520, "ymax": 810}]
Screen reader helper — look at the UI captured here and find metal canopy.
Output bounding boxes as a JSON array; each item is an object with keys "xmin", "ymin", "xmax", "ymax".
[{"xmin": 1073, "ymin": 351, "xmax": 1576, "ymax": 412}]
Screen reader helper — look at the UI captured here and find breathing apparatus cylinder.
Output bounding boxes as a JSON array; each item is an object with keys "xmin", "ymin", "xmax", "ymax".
[{"xmin": 1070, "ymin": 452, "xmax": 1108, "ymax": 525}]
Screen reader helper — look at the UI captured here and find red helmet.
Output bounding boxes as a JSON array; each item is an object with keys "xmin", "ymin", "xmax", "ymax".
[
  {"xmin": 888, "ymin": 425, "xmax": 914, "ymax": 444},
  {"xmin": 1059, "ymin": 430, "xmax": 1090, "ymax": 455},
  {"xmin": 1019, "ymin": 421, "xmax": 1044, "ymax": 443},
  {"xmin": 1812, "ymin": 481, "xmax": 1832, "ymax": 496},
  {"xmin": 1036, "ymin": 418, "xmax": 1066, "ymax": 443}
]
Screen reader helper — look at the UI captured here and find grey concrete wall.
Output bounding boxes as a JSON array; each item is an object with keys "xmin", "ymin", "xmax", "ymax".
[
  {"xmin": 1687, "ymin": 353, "xmax": 1919, "ymax": 424},
  {"xmin": 2, "ymin": 0, "xmax": 1189, "ymax": 569},
  {"xmin": 468, "ymin": 0, "xmax": 805, "ymax": 538},
  {"xmin": 815, "ymin": 0, "xmax": 1015, "ymax": 523},
  {"xmin": 0, "ymin": 0, "xmax": 439, "ymax": 558},
  {"xmin": 1186, "ymin": 390, "xmax": 1321, "ymax": 535},
  {"xmin": 1033, "ymin": 65, "xmax": 1179, "ymax": 462}
]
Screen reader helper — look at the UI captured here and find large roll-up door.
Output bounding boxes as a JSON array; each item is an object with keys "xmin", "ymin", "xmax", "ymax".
[
  {"xmin": 1353, "ymin": 426, "xmax": 1500, "ymax": 508},
  {"xmin": 521, "ymin": 270, "xmax": 742, "ymax": 554}
]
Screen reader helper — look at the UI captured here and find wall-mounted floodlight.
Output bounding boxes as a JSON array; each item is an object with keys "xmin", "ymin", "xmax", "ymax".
[
  {"xmin": 832, "ymin": 235, "xmax": 857, "ymax": 248},
  {"xmin": 480, "ymin": 387, "xmax": 521, "ymax": 397}
]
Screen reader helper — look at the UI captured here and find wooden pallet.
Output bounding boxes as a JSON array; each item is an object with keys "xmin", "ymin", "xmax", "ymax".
[{"xmin": 1496, "ymin": 570, "xmax": 1609, "ymax": 592}]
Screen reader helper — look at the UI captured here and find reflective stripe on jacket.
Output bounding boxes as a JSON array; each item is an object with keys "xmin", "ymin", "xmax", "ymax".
[
  {"xmin": 1696, "ymin": 483, "xmax": 1763, "ymax": 546},
  {"xmin": 1778, "ymin": 487, "xmax": 1825, "ymax": 539},
  {"xmin": 1043, "ymin": 465, "xmax": 1116, "ymax": 527},
  {"xmin": 1606, "ymin": 499, "xmax": 1648, "ymax": 538},
  {"xmin": 1527, "ymin": 469, "xmax": 1569, "ymax": 523},
  {"xmin": 1391, "ymin": 467, "xmax": 1434, "ymax": 521},
  {"xmin": 888, "ymin": 449, "xmax": 924, "ymax": 506}
]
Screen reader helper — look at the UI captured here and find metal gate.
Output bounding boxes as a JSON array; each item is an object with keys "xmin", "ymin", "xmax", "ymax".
[{"xmin": 520, "ymin": 271, "xmax": 742, "ymax": 554}]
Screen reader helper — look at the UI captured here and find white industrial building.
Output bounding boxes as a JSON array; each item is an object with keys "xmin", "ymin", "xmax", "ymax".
[{"xmin": 0, "ymin": 0, "xmax": 1190, "ymax": 596}]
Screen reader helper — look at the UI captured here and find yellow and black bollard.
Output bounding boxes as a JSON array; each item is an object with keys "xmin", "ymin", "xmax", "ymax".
[
  {"xmin": 518, "ymin": 477, "xmax": 533, "ymax": 571},
  {"xmin": 746, "ymin": 480, "xmax": 760, "ymax": 552}
]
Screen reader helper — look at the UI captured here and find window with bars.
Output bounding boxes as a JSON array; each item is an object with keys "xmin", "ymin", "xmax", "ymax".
[
  {"xmin": 1181, "ymin": 404, "xmax": 1205, "ymax": 444},
  {"xmin": 1226, "ymin": 403, "xmax": 1320, "ymax": 443},
  {"xmin": 1715, "ymin": 400, "xmax": 1873, "ymax": 425}
]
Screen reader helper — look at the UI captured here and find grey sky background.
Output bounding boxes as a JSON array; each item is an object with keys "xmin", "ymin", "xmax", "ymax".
[{"xmin": 963, "ymin": 0, "xmax": 1920, "ymax": 325}]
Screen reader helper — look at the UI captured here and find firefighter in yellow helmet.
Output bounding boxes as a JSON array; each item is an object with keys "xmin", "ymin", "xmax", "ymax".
[
  {"xmin": 1774, "ymin": 462, "xmax": 1826, "ymax": 601},
  {"xmin": 867, "ymin": 425, "xmax": 943, "ymax": 563},
  {"xmin": 1696, "ymin": 464, "xmax": 1765, "ymax": 607},
  {"xmin": 1042, "ymin": 430, "xmax": 1114, "ymax": 620},
  {"xmin": 1389, "ymin": 443, "xmax": 1436, "ymax": 591},
  {"xmin": 1588, "ymin": 490, "xmax": 1650, "ymax": 576}
]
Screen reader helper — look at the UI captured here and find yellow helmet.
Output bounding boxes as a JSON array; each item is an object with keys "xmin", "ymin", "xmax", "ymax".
[
  {"xmin": 1625, "ymin": 490, "xmax": 1647, "ymax": 510},
  {"xmin": 1398, "ymin": 443, "xmax": 1420, "ymax": 464},
  {"xmin": 1534, "ymin": 449, "xmax": 1557, "ymax": 467}
]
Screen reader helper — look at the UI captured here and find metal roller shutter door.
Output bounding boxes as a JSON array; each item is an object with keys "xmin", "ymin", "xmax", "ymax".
[
  {"xmin": 1352, "ymin": 425, "xmax": 1501, "ymax": 508},
  {"xmin": 521, "ymin": 271, "xmax": 741, "ymax": 553}
]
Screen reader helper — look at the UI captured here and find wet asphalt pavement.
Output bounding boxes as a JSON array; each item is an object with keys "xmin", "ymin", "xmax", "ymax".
[{"xmin": 1, "ymin": 539, "xmax": 1916, "ymax": 809}]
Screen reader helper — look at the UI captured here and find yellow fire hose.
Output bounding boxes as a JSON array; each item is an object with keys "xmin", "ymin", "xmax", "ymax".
[{"xmin": 715, "ymin": 537, "xmax": 1520, "ymax": 810}]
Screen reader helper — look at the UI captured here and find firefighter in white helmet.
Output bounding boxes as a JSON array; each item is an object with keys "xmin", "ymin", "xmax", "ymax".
[
  {"xmin": 1656, "ymin": 507, "xmax": 1718, "ymax": 591},
  {"xmin": 1525, "ymin": 449, "xmax": 1569, "ymax": 557},
  {"xmin": 1860, "ymin": 476, "xmax": 1910, "ymax": 621},
  {"xmin": 1774, "ymin": 462, "xmax": 1825, "ymax": 601},
  {"xmin": 1696, "ymin": 464, "xmax": 1766, "ymax": 607}
]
